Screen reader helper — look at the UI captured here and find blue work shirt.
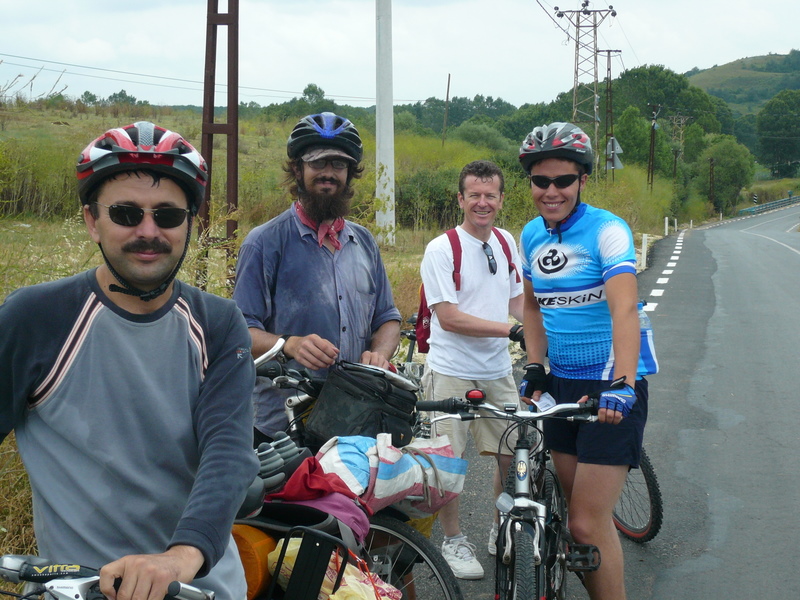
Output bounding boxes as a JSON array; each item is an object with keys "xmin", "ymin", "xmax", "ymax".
[{"xmin": 234, "ymin": 203, "xmax": 401, "ymax": 434}]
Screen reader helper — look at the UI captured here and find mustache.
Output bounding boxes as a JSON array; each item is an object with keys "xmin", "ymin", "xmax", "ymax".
[
  {"xmin": 122, "ymin": 239, "xmax": 172, "ymax": 254},
  {"xmin": 313, "ymin": 176, "xmax": 341, "ymax": 185}
]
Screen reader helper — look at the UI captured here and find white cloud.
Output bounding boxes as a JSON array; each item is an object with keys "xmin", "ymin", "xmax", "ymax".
[{"xmin": 0, "ymin": 0, "xmax": 797, "ymax": 108}]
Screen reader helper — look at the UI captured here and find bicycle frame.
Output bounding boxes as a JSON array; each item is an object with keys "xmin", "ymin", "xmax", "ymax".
[{"xmin": 497, "ymin": 421, "xmax": 548, "ymax": 565}]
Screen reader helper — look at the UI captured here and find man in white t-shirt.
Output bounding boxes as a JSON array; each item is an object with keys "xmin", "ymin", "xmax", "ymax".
[{"xmin": 420, "ymin": 160, "xmax": 524, "ymax": 579}]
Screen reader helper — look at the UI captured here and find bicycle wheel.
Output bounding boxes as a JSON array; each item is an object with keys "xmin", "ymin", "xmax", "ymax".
[
  {"xmin": 494, "ymin": 521, "xmax": 538, "ymax": 600},
  {"xmin": 541, "ymin": 468, "xmax": 568, "ymax": 600},
  {"xmin": 365, "ymin": 514, "xmax": 463, "ymax": 600},
  {"xmin": 613, "ymin": 448, "xmax": 663, "ymax": 543}
]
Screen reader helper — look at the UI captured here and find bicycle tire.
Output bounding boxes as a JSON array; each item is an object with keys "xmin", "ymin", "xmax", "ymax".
[
  {"xmin": 613, "ymin": 448, "xmax": 663, "ymax": 543},
  {"xmin": 365, "ymin": 514, "xmax": 463, "ymax": 600},
  {"xmin": 494, "ymin": 522, "xmax": 539, "ymax": 600},
  {"xmin": 513, "ymin": 527, "xmax": 538, "ymax": 599}
]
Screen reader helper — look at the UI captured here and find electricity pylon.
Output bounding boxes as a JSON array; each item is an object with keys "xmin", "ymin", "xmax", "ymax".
[{"xmin": 554, "ymin": 2, "xmax": 617, "ymax": 173}]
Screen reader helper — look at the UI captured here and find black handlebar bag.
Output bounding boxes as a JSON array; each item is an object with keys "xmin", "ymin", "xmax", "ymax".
[{"xmin": 304, "ymin": 361, "xmax": 418, "ymax": 449}]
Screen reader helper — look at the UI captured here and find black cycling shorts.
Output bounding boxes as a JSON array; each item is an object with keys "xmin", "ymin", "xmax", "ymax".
[{"xmin": 542, "ymin": 374, "xmax": 648, "ymax": 468}]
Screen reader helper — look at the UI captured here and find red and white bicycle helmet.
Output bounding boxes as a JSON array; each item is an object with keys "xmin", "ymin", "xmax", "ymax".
[
  {"xmin": 287, "ymin": 112, "xmax": 363, "ymax": 163},
  {"xmin": 76, "ymin": 121, "xmax": 208, "ymax": 215},
  {"xmin": 519, "ymin": 122, "xmax": 594, "ymax": 175}
]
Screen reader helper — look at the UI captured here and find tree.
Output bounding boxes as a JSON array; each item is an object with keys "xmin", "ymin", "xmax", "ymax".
[
  {"xmin": 683, "ymin": 123, "xmax": 708, "ymax": 163},
  {"xmin": 614, "ymin": 106, "xmax": 649, "ymax": 165},
  {"xmin": 614, "ymin": 65, "xmax": 689, "ymax": 118},
  {"xmin": 302, "ymin": 83, "xmax": 325, "ymax": 105},
  {"xmin": 694, "ymin": 136, "xmax": 755, "ymax": 213},
  {"xmin": 494, "ymin": 96, "xmax": 568, "ymax": 145},
  {"xmin": 732, "ymin": 114, "xmax": 758, "ymax": 157},
  {"xmin": 80, "ymin": 91, "xmax": 98, "ymax": 106},
  {"xmin": 756, "ymin": 89, "xmax": 800, "ymax": 176},
  {"xmin": 105, "ymin": 89, "xmax": 137, "ymax": 105}
]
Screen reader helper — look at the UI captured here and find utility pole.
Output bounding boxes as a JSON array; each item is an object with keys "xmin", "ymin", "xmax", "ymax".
[
  {"xmin": 442, "ymin": 74, "xmax": 451, "ymax": 147},
  {"xmin": 554, "ymin": 2, "xmax": 617, "ymax": 173},
  {"xmin": 198, "ymin": 0, "xmax": 239, "ymax": 290},
  {"xmin": 646, "ymin": 103, "xmax": 661, "ymax": 191},
  {"xmin": 709, "ymin": 157, "xmax": 716, "ymax": 213},
  {"xmin": 599, "ymin": 49, "xmax": 621, "ymax": 180},
  {"xmin": 375, "ymin": 0, "xmax": 395, "ymax": 245}
]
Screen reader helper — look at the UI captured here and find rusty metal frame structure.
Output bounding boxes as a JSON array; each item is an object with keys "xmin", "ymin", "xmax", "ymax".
[{"xmin": 197, "ymin": 0, "xmax": 239, "ymax": 290}]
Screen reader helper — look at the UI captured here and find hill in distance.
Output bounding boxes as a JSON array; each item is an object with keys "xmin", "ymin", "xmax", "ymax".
[{"xmin": 685, "ymin": 49, "xmax": 800, "ymax": 115}]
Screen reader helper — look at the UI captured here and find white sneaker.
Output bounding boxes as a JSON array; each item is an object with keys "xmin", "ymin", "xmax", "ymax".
[
  {"xmin": 488, "ymin": 522, "xmax": 498, "ymax": 556},
  {"xmin": 441, "ymin": 536, "xmax": 484, "ymax": 580}
]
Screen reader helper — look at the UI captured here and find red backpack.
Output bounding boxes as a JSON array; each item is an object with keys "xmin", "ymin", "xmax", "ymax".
[{"xmin": 416, "ymin": 228, "xmax": 520, "ymax": 353}]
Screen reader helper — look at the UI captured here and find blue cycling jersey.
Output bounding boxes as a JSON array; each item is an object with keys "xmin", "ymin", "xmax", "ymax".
[{"xmin": 520, "ymin": 202, "xmax": 658, "ymax": 380}]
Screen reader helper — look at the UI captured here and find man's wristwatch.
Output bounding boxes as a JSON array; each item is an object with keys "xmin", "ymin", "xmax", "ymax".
[{"xmin": 276, "ymin": 334, "xmax": 292, "ymax": 364}]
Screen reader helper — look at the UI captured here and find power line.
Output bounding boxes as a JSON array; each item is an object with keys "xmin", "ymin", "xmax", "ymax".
[
  {"xmin": 0, "ymin": 52, "xmax": 420, "ymax": 105},
  {"xmin": 535, "ymin": 1, "xmax": 575, "ymax": 42},
  {"xmin": 611, "ymin": 15, "xmax": 641, "ymax": 66}
]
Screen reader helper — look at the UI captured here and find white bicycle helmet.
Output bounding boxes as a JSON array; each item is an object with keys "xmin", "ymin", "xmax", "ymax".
[{"xmin": 519, "ymin": 122, "xmax": 594, "ymax": 175}]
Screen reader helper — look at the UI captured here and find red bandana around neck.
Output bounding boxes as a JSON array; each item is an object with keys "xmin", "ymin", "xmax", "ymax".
[{"xmin": 295, "ymin": 201, "xmax": 345, "ymax": 250}]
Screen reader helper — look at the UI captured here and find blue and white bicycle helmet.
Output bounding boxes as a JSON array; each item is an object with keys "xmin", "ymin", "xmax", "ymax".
[
  {"xmin": 287, "ymin": 112, "xmax": 363, "ymax": 163},
  {"xmin": 519, "ymin": 122, "xmax": 594, "ymax": 175}
]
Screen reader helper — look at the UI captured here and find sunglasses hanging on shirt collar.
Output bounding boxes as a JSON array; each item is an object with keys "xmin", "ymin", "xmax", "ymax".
[{"xmin": 482, "ymin": 242, "xmax": 497, "ymax": 275}]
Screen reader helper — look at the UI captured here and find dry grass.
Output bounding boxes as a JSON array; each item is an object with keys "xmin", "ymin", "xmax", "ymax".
[{"xmin": 0, "ymin": 434, "xmax": 36, "ymax": 557}]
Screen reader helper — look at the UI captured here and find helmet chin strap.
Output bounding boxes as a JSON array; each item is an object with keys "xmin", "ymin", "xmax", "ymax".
[
  {"xmin": 101, "ymin": 217, "xmax": 193, "ymax": 303},
  {"xmin": 551, "ymin": 190, "xmax": 582, "ymax": 244}
]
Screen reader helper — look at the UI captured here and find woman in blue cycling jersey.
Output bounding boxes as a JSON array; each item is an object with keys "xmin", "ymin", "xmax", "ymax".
[{"xmin": 517, "ymin": 122, "xmax": 658, "ymax": 600}]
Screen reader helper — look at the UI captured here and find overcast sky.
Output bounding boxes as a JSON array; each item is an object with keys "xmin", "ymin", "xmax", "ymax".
[{"xmin": 0, "ymin": 0, "xmax": 797, "ymax": 109}]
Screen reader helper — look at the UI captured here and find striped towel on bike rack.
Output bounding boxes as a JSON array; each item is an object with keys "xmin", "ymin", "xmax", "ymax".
[{"xmin": 317, "ymin": 434, "xmax": 467, "ymax": 518}]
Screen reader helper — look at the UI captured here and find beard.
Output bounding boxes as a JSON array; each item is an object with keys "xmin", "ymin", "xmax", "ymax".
[{"xmin": 298, "ymin": 177, "xmax": 354, "ymax": 223}]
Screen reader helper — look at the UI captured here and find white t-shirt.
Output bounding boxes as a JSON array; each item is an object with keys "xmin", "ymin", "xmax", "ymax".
[{"xmin": 420, "ymin": 226, "xmax": 523, "ymax": 380}]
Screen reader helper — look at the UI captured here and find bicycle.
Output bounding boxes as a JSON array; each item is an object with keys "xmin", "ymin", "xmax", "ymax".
[
  {"xmin": 0, "ymin": 554, "xmax": 213, "ymax": 600},
  {"xmin": 395, "ymin": 314, "xmax": 663, "ymax": 545},
  {"xmin": 417, "ymin": 389, "xmax": 603, "ymax": 600},
  {"xmin": 613, "ymin": 447, "xmax": 663, "ymax": 543},
  {"xmin": 251, "ymin": 343, "xmax": 463, "ymax": 600}
]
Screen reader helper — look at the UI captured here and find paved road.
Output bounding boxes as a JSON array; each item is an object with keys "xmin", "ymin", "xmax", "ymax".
[{"xmin": 428, "ymin": 204, "xmax": 800, "ymax": 599}]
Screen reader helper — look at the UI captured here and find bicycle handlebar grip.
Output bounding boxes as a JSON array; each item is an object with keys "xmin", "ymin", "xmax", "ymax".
[
  {"xmin": 415, "ymin": 400, "xmax": 444, "ymax": 412},
  {"xmin": 167, "ymin": 581, "xmax": 215, "ymax": 600},
  {"xmin": 255, "ymin": 359, "xmax": 284, "ymax": 379},
  {"xmin": 416, "ymin": 397, "xmax": 469, "ymax": 413},
  {"xmin": 582, "ymin": 397, "xmax": 600, "ymax": 414},
  {"xmin": 0, "ymin": 556, "xmax": 99, "ymax": 583}
]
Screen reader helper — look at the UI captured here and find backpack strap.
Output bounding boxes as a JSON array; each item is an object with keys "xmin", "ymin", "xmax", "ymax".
[
  {"xmin": 445, "ymin": 228, "xmax": 462, "ymax": 291},
  {"xmin": 492, "ymin": 227, "xmax": 521, "ymax": 283}
]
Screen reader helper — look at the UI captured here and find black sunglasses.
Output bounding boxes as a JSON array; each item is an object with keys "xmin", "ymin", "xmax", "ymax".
[
  {"xmin": 96, "ymin": 202, "xmax": 189, "ymax": 229},
  {"xmin": 530, "ymin": 174, "xmax": 580, "ymax": 190},
  {"xmin": 482, "ymin": 242, "xmax": 497, "ymax": 275}
]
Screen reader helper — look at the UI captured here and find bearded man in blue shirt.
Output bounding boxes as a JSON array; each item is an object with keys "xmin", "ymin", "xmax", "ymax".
[{"xmin": 233, "ymin": 112, "xmax": 401, "ymax": 443}]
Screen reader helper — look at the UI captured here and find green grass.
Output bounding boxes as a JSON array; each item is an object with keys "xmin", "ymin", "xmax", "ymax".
[{"xmin": 687, "ymin": 52, "xmax": 799, "ymax": 115}]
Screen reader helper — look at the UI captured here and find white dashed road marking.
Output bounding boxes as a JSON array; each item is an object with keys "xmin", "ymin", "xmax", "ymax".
[{"xmin": 645, "ymin": 230, "xmax": 685, "ymax": 315}]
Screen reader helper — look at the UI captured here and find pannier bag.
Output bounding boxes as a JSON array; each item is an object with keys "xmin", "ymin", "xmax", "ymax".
[{"xmin": 304, "ymin": 361, "xmax": 417, "ymax": 448}]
